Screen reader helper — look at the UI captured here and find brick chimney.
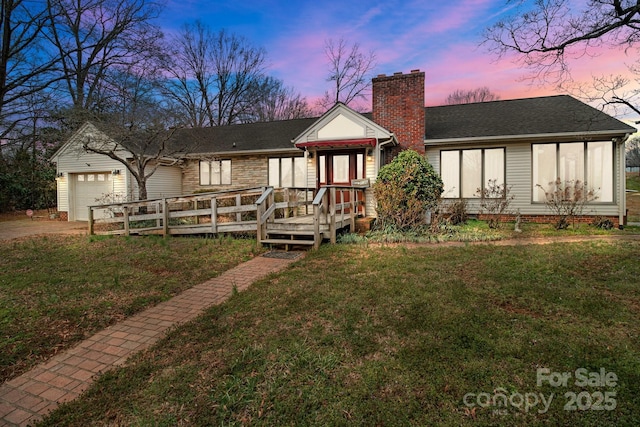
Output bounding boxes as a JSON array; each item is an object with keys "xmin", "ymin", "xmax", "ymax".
[{"xmin": 372, "ymin": 69, "xmax": 425, "ymax": 154}]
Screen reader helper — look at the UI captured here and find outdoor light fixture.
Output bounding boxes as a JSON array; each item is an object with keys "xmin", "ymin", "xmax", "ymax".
[
  {"xmin": 366, "ymin": 148, "xmax": 373, "ymax": 161},
  {"xmin": 56, "ymin": 172, "xmax": 64, "ymax": 178},
  {"xmin": 111, "ymin": 169, "xmax": 121, "ymax": 175}
]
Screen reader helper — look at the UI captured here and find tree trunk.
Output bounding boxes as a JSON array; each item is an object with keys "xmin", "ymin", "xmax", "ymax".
[{"xmin": 136, "ymin": 176, "xmax": 148, "ymax": 214}]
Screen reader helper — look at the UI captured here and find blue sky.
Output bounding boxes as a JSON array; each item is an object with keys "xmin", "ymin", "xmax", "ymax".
[{"xmin": 158, "ymin": 0, "xmax": 632, "ymax": 109}]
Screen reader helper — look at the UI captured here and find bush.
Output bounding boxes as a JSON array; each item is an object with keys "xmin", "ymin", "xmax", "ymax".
[
  {"xmin": 476, "ymin": 179, "xmax": 514, "ymax": 229},
  {"xmin": 441, "ymin": 199, "xmax": 468, "ymax": 225},
  {"xmin": 536, "ymin": 179, "xmax": 597, "ymax": 229},
  {"xmin": 591, "ymin": 216, "xmax": 614, "ymax": 230},
  {"xmin": 374, "ymin": 150, "xmax": 443, "ymax": 230}
]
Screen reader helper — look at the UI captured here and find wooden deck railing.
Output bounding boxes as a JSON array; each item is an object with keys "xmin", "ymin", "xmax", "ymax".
[
  {"xmin": 88, "ymin": 187, "xmax": 266, "ymax": 236},
  {"xmin": 313, "ymin": 186, "xmax": 366, "ymax": 247},
  {"xmin": 89, "ymin": 185, "xmax": 365, "ymax": 248},
  {"xmin": 256, "ymin": 187, "xmax": 316, "ymax": 242}
]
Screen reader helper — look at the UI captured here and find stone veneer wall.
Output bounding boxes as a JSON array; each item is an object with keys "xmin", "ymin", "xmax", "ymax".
[{"xmin": 182, "ymin": 156, "xmax": 269, "ymax": 194}]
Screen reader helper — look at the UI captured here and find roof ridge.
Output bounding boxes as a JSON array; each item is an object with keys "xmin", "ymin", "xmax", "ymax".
[{"xmin": 427, "ymin": 94, "xmax": 571, "ymax": 109}]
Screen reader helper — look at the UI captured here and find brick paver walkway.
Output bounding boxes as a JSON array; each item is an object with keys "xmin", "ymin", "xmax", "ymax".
[{"xmin": 0, "ymin": 252, "xmax": 302, "ymax": 427}]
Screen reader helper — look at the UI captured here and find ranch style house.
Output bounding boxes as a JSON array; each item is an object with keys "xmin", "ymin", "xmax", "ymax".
[{"xmin": 52, "ymin": 70, "xmax": 636, "ymax": 226}]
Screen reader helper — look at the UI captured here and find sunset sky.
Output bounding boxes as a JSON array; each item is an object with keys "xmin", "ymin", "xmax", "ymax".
[{"xmin": 159, "ymin": 0, "xmax": 635, "ymax": 113}]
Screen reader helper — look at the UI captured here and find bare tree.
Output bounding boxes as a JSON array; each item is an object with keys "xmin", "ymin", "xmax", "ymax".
[
  {"xmin": 483, "ymin": 0, "xmax": 640, "ymax": 115},
  {"xmin": 627, "ymin": 135, "xmax": 640, "ymax": 175},
  {"xmin": 164, "ymin": 23, "xmax": 267, "ymax": 126},
  {"xmin": 163, "ymin": 21, "xmax": 216, "ymax": 127},
  {"xmin": 45, "ymin": 0, "xmax": 163, "ymax": 112},
  {"xmin": 445, "ymin": 87, "xmax": 500, "ymax": 105},
  {"xmin": 0, "ymin": 0, "xmax": 59, "ymax": 140},
  {"xmin": 317, "ymin": 37, "xmax": 376, "ymax": 111},
  {"xmin": 244, "ymin": 76, "xmax": 313, "ymax": 122},
  {"xmin": 80, "ymin": 61, "xmax": 188, "ymax": 201}
]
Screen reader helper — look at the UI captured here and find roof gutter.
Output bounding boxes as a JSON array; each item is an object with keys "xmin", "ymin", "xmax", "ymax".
[
  {"xmin": 424, "ymin": 129, "xmax": 634, "ymax": 146},
  {"xmin": 379, "ymin": 134, "xmax": 398, "ymax": 148},
  {"xmin": 184, "ymin": 147, "xmax": 301, "ymax": 158}
]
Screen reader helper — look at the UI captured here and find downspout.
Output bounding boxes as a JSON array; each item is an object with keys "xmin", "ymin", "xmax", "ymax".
[
  {"xmin": 619, "ymin": 134, "xmax": 631, "ymax": 227},
  {"xmin": 377, "ymin": 134, "xmax": 397, "ymax": 174},
  {"xmin": 369, "ymin": 135, "xmax": 397, "ymax": 218}
]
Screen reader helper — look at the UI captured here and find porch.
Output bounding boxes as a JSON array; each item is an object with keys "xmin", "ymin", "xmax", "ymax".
[{"xmin": 87, "ymin": 186, "xmax": 368, "ymax": 249}]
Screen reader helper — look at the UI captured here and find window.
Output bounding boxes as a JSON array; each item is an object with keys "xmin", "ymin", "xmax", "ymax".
[
  {"xmin": 532, "ymin": 142, "xmax": 613, "ymax": 202},
  {"xmin": 587, "ymin": 141, "xmax": 613, "ymax": 202},
  {"xmin": 461, "ymin": 150, "xmax": 482, "ymax": 198},
  {"xmin": 441, "ymin": 151, "xmax": 460, "ymax": 198},
  {"xmin": 268, "ymin": 157, "xmax": 305, "ymax": 187},
  {"xmin": 200, "ymin": 160, "xmax": 231, "ymax": 185},
  {"xmin": 357, "ymin": 153, "xmax": 364, "ymax": 180},
  {"xmin": 332, "ymin": 155, "xmax": 350, "ymax": 183},
  {"xmin": 319, "ymin": 155, "xmax": 326, "ymax": 184},
  {"xmin": 441, "ymin": 148, "xmax": 505, "ymax": 198}
]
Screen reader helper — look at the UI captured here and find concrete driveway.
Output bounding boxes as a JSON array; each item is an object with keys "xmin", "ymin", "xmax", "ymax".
[{"xmin": 0, "ymin": 219, "xmax": 87, "ymax": 241}]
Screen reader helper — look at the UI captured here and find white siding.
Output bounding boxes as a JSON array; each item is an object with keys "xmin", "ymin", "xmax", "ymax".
[
  {"xmin": 317, "ymin": 114, "xmax": 365, "ymax": 139},
  {"xmin": 56, "ymin": 175, "xmax": 69, "ymax": 212},
  {"xmin": 133, "ymin": 166, "xmax": 183, "ymax": 199},
  {"xmin": 52, "ymin": 125, "xmax": 184, "ymax": 220},
  {"xmin": 55, "ymin": 139, "xmax": 130, "ymax": 220},
  {"xmin": 427, "ymin": 141, "xmax": 623, "ymax": 217},
  {"xmin": 365, "ymin": 154, "xmax": 377, "ymax": 216},
  {"xmin": 306, "ymin": 156, "xmax": 317, "ymax": 188},
  {"xmin": 365, "ymin": 126, "xmax": 376, "ymax": 139},
  {"xmin": 506, "ymin": 143, "xmax": 536, "ymax": 214}
]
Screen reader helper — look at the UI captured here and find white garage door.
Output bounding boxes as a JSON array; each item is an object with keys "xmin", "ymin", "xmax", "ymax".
[{"xmin": 73, "ymin": 173, "xmax": 112, "ymax": 221}]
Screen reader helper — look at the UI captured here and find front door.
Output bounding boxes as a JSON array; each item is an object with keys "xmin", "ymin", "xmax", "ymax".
[
  {"xmin": 317, "ymin": 151, "xmax": 366, "ymax": 214},
  {"xmin": 317, "ymin": 151, "xmax": 365, "ymax": 188}
]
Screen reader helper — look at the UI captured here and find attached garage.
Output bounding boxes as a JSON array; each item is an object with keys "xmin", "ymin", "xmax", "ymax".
[
  {"xmin": 52, "ymin": 123, "xmax": 186, "ymax": 221},
  {"xmin": 71, "ymin": 172, "xmax": 114, "ymax": 221}
]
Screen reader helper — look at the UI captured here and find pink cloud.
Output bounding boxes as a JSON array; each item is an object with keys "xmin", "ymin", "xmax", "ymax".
[{"xmin": 158, "ymin": 0, "xmax": 639, "ymax": 117}]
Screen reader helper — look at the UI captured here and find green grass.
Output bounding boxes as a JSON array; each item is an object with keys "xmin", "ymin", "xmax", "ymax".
[
  {"xmin": 0, "ymin": 234, "xmax": 261, "ymax": 382},
  {"xmin": 40, "ymin": 240, "xmax": 640, "ymax": 426},
  {"xmin": 627, "ymin": 174, "xmax": 640, "ymax": 192},
  {"xmin": 627, "ymin": 174, "xmax": 640, "ymax": 222}
]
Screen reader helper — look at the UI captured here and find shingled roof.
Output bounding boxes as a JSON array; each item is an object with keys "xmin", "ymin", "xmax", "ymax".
[
  {"xmin": 165, "ymin": 95, "xmax": 633, "ymax": 155},
  {"xmin": 424, "ymin": 95, "xmax": 634, "ymax": 142},
  {"xmin": 172, "ymin": 117, "xmax": 318, "ymax": 155}
]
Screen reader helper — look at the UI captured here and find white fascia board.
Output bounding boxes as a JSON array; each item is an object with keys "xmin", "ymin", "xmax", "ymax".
[{"xmin": 424, "ymin": 129, "xmax": 634, "ymax": 146}]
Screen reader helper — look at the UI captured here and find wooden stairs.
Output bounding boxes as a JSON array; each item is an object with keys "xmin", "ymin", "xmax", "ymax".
[
  {"xmin": 259, "ymin": 220, "xmax": 329, "ymax": 250},
  {"xmin": 256, "ymin": 186, "xmax": 365, "ymax": 250}
]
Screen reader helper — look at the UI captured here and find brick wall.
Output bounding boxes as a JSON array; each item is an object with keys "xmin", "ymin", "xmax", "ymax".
[
  {"xmin": 477, "ymin": 213, "xmax": 620, "ymax": 228},
  {"xmin": 182, "ymin": 156, "xmax": 269, "ymax": 193},
  {"xmin": 372, "ymin": 69, "xmax": 425, "ymax": 154}
]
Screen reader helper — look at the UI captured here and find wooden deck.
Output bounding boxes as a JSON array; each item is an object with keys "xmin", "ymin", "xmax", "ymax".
[
  {"xmin": 88, "ymin": 186, "xmax": 367, "ymax": 249},
  {"xmin": 256, "ymin": 185, "xmax": 365, "ymax": 249}
]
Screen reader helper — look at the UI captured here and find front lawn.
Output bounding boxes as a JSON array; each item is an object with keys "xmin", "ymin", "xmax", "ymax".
[
  {"xmin": 627, "ymin": 174, "xmax": 640, "ymax": 222},
  {"xmin": 41, "ymin": 240, "xmax": 640, "ymax": 426},
  {"xmin": 627, "ymin": 173, "xmax": 640, "ymax": 192},
  {"xmin": 0, "ymin": 234, "xmax": 260, "ymax": 383}
]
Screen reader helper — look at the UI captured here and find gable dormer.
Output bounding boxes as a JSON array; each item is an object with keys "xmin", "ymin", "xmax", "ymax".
[{"xmin": 293, "ymin": 102, "xmax": 395, "ymax": 148}]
